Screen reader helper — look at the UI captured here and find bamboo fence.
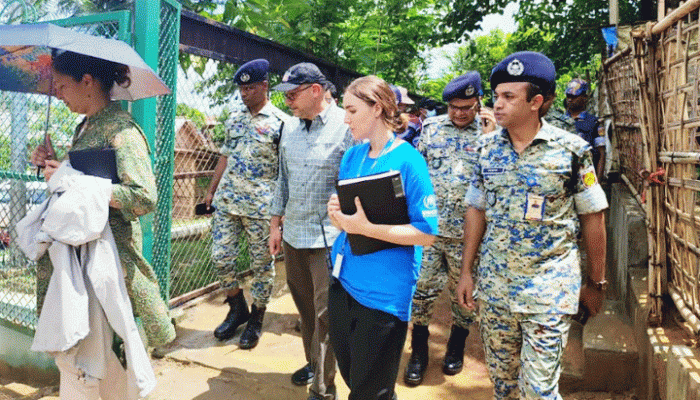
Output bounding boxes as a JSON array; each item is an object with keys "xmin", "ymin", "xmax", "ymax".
[{"xmin": 605, "ymin": 3, "xmax": 700, "ymax": 335}]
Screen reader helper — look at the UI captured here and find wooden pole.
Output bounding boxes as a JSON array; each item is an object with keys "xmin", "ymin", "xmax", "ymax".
[
  {"xmin": 609, "ymin": 0, "xmax": 619, "ymax": 25},
  {"xmin": 652, "ymin": 0, "xmax": 700, "ymax": 35}
]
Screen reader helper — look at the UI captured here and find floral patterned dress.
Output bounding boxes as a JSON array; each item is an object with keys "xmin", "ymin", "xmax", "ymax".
[{"xmin": 36, "ymin": 102, "xmax": 176, "ymax": 347}]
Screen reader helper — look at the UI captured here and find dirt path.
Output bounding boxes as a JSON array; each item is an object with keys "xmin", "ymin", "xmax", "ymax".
[
  {"xmin": 142, "ymin": 260, "xmax": 635, "ymax": 400},
  {"xmin": 27, "ymin": 259, "xmax": 635, "ymax": 399}
]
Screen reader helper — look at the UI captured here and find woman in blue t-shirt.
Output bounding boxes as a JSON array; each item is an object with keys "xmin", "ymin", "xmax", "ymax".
[{"xmin": 327, "ymin": 75, "xmax": 438, "ymax": 400}]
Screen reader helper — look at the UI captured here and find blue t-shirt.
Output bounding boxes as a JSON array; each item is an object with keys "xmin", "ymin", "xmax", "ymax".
[{"xmin": 331, "ymin": 140, "xmax": 439, "ymax": 321}]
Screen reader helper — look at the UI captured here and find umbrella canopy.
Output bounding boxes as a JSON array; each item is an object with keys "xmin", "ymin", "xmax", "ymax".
[{"xmin": 0, "ymin": 23, "xmax": 171, "ymax": 101}]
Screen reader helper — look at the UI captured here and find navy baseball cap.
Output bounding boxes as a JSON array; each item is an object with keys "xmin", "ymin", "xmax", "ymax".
[
  {"xmin": 565, "ymin": 78, "xmax": 589, "ymax": 96},
  {"xmin": 490, "ymin": 51, "xmax": 556, "ymax": 95},
  {"xmin": 443, "ymin": 71, "xmax": 482, "ymax": 102},
  {"xmin": 273, "ymin": 62, "xmax": 328, "ymax": 92},
  {"xmin": 233, "ymin": 59, "xmax": 269, "ymax": 86}
]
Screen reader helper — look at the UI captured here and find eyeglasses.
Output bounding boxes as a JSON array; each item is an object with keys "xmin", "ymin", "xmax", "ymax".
[
  {"xmin": 448, "ymin": 101, "xmax": 480, "ymax": 113},
  {"xmin": 284, "ymin": 84, "xmax": 313, "ymax": 101}
]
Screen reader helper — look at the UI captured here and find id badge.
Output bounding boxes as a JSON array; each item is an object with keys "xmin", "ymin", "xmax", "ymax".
[
  {"xmin": 524, "ymin": 193, "xmax": 545, "ymax": 221},
  {"xmin": 332, "ymin": 253, "xmax": 343, "ymax": 278}
]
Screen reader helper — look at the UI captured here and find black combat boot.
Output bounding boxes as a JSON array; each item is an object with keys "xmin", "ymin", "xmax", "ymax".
[
  {"xmin": 442, "ymin": 325, "xmax": 469, "ymax": 375},
  {"xmin": 403, "ymin": 324, "xmax": 429, "ymax": 386},
  {"xmin": 213, "ymin": 291, "xmax": 250, "ymax": 340},
  {"xmin": 239, "ymin": 304, "xmax": 266, "ymax": 349}
]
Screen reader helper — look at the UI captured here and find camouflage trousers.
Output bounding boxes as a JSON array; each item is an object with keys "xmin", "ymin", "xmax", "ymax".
[
  {"xmin": 411, "ymin": 236, "xmax": 475, "ymax": 328},
  {"xmin": 478, "ymin": 301, "xmax": 572, "ymax": 400},
  {"xmin": 212, "ymin": 211, "xmax": 274, "ymax": 308}
]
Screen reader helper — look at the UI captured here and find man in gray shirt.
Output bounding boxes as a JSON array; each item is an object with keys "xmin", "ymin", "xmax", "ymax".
[{"xmin": 269, "ymin": 63, "xmax": 353, "ymax": 400}]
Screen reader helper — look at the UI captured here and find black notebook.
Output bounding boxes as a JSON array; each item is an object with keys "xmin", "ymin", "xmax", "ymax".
[
  {"xmin": 336, "ymin": 170, "xmax": 410, "ymax": 255},
  {"xmin": 68, "ymin": 147, "xmax": 121, "ymax": 184}
]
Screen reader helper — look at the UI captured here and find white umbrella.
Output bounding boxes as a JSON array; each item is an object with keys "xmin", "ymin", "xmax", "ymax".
[{"xmin": 0, "ymin": 23, "xmax": 171, "ymax": 100}]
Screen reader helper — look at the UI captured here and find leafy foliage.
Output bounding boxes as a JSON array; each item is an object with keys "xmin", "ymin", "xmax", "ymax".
[
  {"xmin": 515, "ymin": 0, "xmax": 641, "ymax": 69},
  {"xmin": 180, "ymin": 0, "xmax": 511, "ymax": 93}
]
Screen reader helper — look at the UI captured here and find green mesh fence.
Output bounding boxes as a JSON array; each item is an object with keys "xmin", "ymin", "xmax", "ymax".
[
  {"xmin": 169, "ymin": 52, "xmax": 283, "ymax": 300},
  {"xmin": 169, "ymin": 56, "xmax": 228, "ymax": 300},
  {"xmin": 0, "ymin": 17, "xmax": 126, "ymax": 330},
  {"xmin": 151, "ymin": 0, "xmax": 179, "ymax": 303}
]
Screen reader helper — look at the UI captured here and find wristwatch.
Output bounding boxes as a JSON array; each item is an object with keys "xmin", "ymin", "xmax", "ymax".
[{"xmin": 588, "ymin": 278, "xmax": 608, "ymax": 291}]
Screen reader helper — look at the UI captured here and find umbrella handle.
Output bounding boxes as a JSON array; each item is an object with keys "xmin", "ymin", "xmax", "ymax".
[{"xmin": 37, "ymin": 85, "xmax": 54, "ymax": 178}]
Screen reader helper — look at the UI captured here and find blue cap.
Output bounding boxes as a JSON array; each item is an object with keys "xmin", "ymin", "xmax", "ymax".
[
  {"xmin": 389, "ymin": 84, "xmax": 402, "ymax": 104},
  {"xmin": 273, "ymin": 62, "xmax": 328, "ymax": 92},
  {"xmin": 442, "ymin": 71, "xmax": 482, "ymax": 102},
  {"xmin": 233, "ymin": 59, "xmax": 269, "ymax": 85},
  {"xmin": 490, "ymin": 51, "xmax": 556, "ymax": 95},
  {"xmin": 565, "ymin": 78, "xmax": 589, "ymax": 96}
]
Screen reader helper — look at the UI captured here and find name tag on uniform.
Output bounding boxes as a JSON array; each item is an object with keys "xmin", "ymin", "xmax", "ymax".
[
  {"xmin": 332, "ymin": 253, "xmax": 343, "ymax": 278},
  {"xmin": 524, "ymin": 193, "xmax": 545, "ymax": 221},
  {"xmin": 484, "ymin": 167, "xmax": 505, "ymax": 175}
]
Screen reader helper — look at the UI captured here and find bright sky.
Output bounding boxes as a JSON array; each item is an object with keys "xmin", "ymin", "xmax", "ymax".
[{"xmin": 426, "ymin": 2, "xmax": 520, "ymax": 79}]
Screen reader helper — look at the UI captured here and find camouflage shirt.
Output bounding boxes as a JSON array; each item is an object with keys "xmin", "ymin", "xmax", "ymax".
[
  {"xmin": 544, "ymin": 107, "xmax": 576, "ymax": 134},
  {"xmin": 213, "ymin": 101, "xmax": 289, "ymax": 219},
  {"xmin": 37, "ymin": 102, "xmax": 175, "ymax": 346},
  {"xmin": 417, "ymin": 114, "xmax": 485, "ymax": 239},
  {"xmin": 465, "ymin": 121, "xmax": 608, "ymax": 314}
]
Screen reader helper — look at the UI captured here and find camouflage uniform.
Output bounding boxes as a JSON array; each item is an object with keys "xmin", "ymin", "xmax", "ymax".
[
  {"xmin": 37, "ymin": 102, "xmax": 175, "ymax": 347},
  {"xmin": 544, "ymin": 107, "xmax": 589, "ymax": 277},
  {"xmin": 465, "ymin": 121, "xmax": 608, "ymax": 399},
  {"xmin": 412, "ymin": 114, "xmax": 483, "ymax": 328},
  {"xmin": 545, "ymin": 107, "xmax": 576, "ymax": 134},
  {"xmin": 212, "ymin": 101, "xmax": 289, "ymax": 308}
]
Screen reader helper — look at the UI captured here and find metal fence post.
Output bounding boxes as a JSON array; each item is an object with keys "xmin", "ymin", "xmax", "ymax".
[{"xmin": 133, "ymin": 0, "xmax": 171, "ymax": 301}]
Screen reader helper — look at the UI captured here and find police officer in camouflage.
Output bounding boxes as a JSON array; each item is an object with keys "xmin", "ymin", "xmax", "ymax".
[
  {"xmin": 205, "ymin": 59, "xmax": 290, "ymax": 348},
  {"xmin": 404, "ymin": 72, "xmax": 496, "ymax": 386},
  {"xmin": 457, "ymin": 52, "xmax": 608, "ymax": 399}
]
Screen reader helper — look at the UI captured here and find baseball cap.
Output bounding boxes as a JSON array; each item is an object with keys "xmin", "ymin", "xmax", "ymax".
[{"xmin": 273, "ymin": 62, "xmax": 328, "ymax": 92}]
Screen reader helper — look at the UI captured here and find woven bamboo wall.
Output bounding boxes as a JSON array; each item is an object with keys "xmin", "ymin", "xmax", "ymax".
[
  {"xmin": 656, "ymin": 9, "xmax": 700, "ymax": 328},
  {"xmin": 604, "ymin": 51, "xmax": 646, "ymax": 196}
]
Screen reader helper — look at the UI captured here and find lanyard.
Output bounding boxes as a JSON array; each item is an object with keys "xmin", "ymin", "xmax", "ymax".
[{"xmin": 356, "ymin": 136, "xmax": 396, "ymax": 178}]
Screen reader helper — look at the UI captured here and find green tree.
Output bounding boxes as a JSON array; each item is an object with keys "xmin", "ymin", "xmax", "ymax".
[
  {"xmin": 181, "ymin": 0, "xmax": 512, "ymax": 92},
  {"xmin": 515, "ymin": 0, "xmax": 642, "ymax": 70}
]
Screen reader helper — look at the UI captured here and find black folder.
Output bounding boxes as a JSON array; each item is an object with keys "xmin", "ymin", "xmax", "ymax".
[
  {"xmin": 336, "ymin": 170, "xmax": 410, "ymax": 255},
  {"xmin": 68, "ymin": 147, "xmax": 121, "ymax": 184}
]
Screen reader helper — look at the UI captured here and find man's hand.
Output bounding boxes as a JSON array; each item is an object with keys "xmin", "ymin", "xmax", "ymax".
[
  {"xmin": 479, "ymin": 107, "xmax": 497, "ymax": 133},
  {"xmin": 269, "ymin": 216, "xmax": 283, "ymax": 255},
  {"xmin": 580, "ymin": 284, "xmax": 604, "ymax": 317},
  {"xmin": 456, "ymin": 272, "xmax": 477, "ymax": 311}
]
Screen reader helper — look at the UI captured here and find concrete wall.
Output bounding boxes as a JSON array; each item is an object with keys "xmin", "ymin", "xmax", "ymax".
[
  {"xmin": 611, "ymin": 183, "xmax": 700, "ymax": 399},
  {"xmin": 608, "ymin": 183, "xmax": 648, "ymax": 311},
  {"xmin": 0, "ymin": 322, "xmax": 56, "ymax": 385}
]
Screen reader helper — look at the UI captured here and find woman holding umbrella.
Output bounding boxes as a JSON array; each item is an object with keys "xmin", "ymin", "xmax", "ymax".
[{"xmin": 30, "ymin": 50, "xmax": 175, "ymax": 398}]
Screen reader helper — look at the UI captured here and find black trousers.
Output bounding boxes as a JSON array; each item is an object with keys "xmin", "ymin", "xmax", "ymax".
[{"xmin": 328, "ymin": 279, "xmax": 407, "ymax": 400}]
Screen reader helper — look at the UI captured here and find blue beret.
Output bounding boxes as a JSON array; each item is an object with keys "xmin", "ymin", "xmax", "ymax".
[
  {"xmin": 442, "ymin": 71, "xmax": 482, "ymax": 102},
  {"xmin": 490, "ymin": 51, "xmax": 556, "ymax": 95},
  {"xmin": 565, "ymin": 78, "xmax": 589, "ymax": 96},
  {"xmin": 233, "ymin": 59, "xmax": 269, "ymax": 85}
]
